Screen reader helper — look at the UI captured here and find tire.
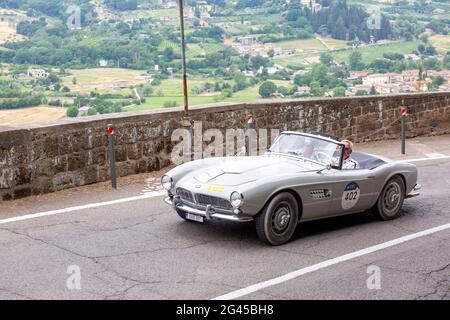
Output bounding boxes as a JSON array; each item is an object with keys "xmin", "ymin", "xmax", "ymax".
[
  {"xmin": 255, "ymin": 192, "xmax": 299, "ymax": 245},
  {"xmin": 373, "ymin": 175, "xmax": 405, "ymax": 220}
]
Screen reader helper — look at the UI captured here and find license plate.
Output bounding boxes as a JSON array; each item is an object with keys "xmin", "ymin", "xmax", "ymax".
[{"xmin": 186, "ymin": 213, "xmax": 204, "ymax": 223}]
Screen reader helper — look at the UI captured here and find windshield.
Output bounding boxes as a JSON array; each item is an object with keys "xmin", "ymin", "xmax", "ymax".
[{"xmin": 269, "ymin": 133, "xmax": 344, "ymax": 168}]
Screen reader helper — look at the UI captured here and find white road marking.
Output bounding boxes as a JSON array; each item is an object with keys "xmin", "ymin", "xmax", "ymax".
[
  {"xmin": 0, "ymin": 191, "xmax": 166, "ymax": 226},
  {"xmin": 399, "ymin": 155, "xmax": 450, "ymax": 163},
  {"xmin": 212, "ymin": 222, "xmax": 450, "ymax": 300},
  {"xmin": 424, "ymin": 153, "xmax": 445, "ymax": 158}
]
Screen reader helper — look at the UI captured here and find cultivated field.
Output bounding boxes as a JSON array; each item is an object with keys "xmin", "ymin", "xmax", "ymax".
[
  {"xmin": 316, "ymin": 36, "xmax": 348, "ymax": 49},
  {"xmin": 277, "ymin": 38, "xmax": 326, "ymax": 51},
  {"xmin": 61, "ymin": 68, "xmax": 148, "ymax": 94},
  {"xmin": 429, "ymin": 35, "xmax": 450, "ymax": 53},
  {"xmin": 0, "ymin": 9, "xmax": 26, "ymax": 44},
  {"xmin": 0, "ymin": 106, "xmax": 66, "ymax": 125},
  {"xmin": 331, "ymin": 40, "xmax": 419, "ymax": 64},
  {"xmin": 274, "ymin": 37, "xmax": 348, "ymax": 68}
]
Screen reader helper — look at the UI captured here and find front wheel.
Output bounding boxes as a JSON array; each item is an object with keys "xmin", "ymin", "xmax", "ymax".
[
  {"xmin": 255, "ymin": 192, "xmax": 299, "ymax": 245},
  {"xmin": 373, "ymin": 176, "xmax": 405, "ymax": 220}
]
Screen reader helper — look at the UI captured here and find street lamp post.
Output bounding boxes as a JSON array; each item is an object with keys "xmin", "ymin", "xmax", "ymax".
[{"xmin": 178, "ymin": 0, "xmax": 190, "ymax": 126}]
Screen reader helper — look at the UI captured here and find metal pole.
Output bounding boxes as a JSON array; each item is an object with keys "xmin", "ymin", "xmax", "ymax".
[
  {"xmin": 400, "ymin": 113, "xmax": 406, "ymax": 154},
  {"xmin": 107, "ymin": 124, "xmax": 117, "ymax": 189},
  {"xmin": 178, "ymin": 0, "xmax": 189, "ymax": 123},
  {"xmin": 245, "ymin": 115, "xmax": 254, "ymax": 156}
]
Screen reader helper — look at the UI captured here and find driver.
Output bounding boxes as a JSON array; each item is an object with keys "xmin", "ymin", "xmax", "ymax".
[
  {"xmin": 302, "ymin": 143, "xmax": 315, "ymax": 159},
  {"xmin": 341, "ymin": 139, "xmax": 360, "ymax": 169}
]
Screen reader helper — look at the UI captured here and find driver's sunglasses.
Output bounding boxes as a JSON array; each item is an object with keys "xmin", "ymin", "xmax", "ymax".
[{"xmin": 344, "ymin": 147, "xmax": 351, "ymax": 152}]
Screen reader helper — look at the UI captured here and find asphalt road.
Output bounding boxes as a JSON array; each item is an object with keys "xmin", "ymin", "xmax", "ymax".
[{"xmin": 0, "ymin": 136, "xmax": 449, "ymax": 300}]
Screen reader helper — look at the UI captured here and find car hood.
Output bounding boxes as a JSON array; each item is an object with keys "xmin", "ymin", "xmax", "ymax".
[{"xmin": 192, "ymin": 155, "xmax": 319, "ymax": 186}]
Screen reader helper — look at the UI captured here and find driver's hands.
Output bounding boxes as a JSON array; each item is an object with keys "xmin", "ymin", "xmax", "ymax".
[{"xmin": 330, "ymin": 157, "xmax": 340, "ymax": 167}]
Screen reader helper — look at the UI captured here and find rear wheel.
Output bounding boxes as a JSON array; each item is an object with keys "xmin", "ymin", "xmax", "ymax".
[
  {"xmin": 255, "ymin": 192, "xmax": 299, "ymax": 245},
  {"xmin": 373, "ymin": 176, "xmax": 405, "ymax": 220}
]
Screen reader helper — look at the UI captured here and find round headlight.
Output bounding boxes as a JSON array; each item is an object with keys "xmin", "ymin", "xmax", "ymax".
[
  {"xmin": 230, "ymin": 191, "xmax": 243, "ymax": 208},
  {"xmin": 161, "ymin": 175, "xmax": 173, "ymax": 190}
]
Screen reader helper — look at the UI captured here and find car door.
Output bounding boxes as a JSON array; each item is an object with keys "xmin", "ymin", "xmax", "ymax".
[
  {"xmin": 297, "ymin": 170, "xmax": 335, "ymax": 221},
  {"xmin": 327, "ymin": 168, "xmax": 376, "ymax": 216}
]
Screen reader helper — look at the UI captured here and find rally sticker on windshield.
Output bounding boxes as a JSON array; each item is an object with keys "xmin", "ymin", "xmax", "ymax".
[{"xmin": 342, "ymin": 182, "xmax": 360, "ymax": 209}]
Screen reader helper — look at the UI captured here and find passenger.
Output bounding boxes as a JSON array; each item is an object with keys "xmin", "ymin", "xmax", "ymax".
[{"xmin": 341, "ymin": 139, "xmax": 360, "ymax": 169}]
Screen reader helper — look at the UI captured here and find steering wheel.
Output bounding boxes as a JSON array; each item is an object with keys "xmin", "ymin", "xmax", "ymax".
[{"xmin": 315, "ymin": 151, "xmax": 332, "ymax": 164}]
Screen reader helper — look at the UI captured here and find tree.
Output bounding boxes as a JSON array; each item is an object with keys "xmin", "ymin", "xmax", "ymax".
[
  {"xmin": 259, "ymin": 81, "xmax": 277, "ymax": 98},
  {"xmin": 142, "ymin": 85, "xmax": 153, "ymax": 97},
  {"xmin": 369, "ymin": 58, "xmax": 394, "ymax": 73},
  {"xmin": 424, "ymin": 46, "xmax": 437, "ymax": 56},
  {"xmin": 423, "ymin": 57, "xmax": 441, "ymax": 70},
  {"xmin": 277, "ymin": 86, "xmax": 290, "ymax": 96},
  {"xmin": 432, "ymin": 75, "xmax": 445, "ymax": 87},
  {"xmin": 349, "ymin": 51, "xmax": 364, "ymax": 71},
  {"xmin": 310, "ymin": 81, "xmax": 323, "ymax": 97},
  {"xmin": 66, "ymin": 106, "xmax": 79, "ymax": 117},
  {"xmin": 417, "ymin": 44, "xmax": 426, "ymax": 55},
  {"xmin": 333, "ymin": 87, "xmax": 346, "ymax": 97},
  {"xmin": 383, "ymin": 52, "xmax": 404, "ymax": 61},
  {"xmin": 332, "ymin": 17, "xmax": 346, "ymax": 40},
  {"xmin": 233, "ymin": 73, "xmax": 248, "ymax": 92},
  {"xmin": 444, "ymin": 53, "xmax": 450, "ymax": 69},
  {"xmin": 370, "ymin": 85, "xmax": 378, "ymax": 95},
  {"xmin": 72, "ymin": 77, "xmax": 77, "ymax": 85},
  {"xmin": 320, "ymin": 53, "xmax": 333, "ymax": 66},
  {"xmin": 87, "ymin": 108, "xmax": 97, "ymax": 116},
  {"xmin": 355, "ymin": 90, "xmax": 367, "ymax": 96},
  {"xmin": 419, "ymin": 34, "xmax": 428, "ymax": 44}
]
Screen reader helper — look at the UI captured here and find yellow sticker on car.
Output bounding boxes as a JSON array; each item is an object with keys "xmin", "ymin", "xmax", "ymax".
[{"xmin": 207, "ymin": 185, "xmax": 224, "ymax": 192}]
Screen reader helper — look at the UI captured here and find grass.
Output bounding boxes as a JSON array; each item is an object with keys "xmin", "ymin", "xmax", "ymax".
[
  {"xmin": 274, "ymin": 55, "xmax": 309, "ymax": 68},
  {"xmin": 276, "ymin": 39, "xmax": 326, "ymax": 51},
  {"xmin": 316, "ymin": 36, "xmax": 349, "ymax": 49},
  {"xmin": 127, "ymin": 96, "xmax": 219, "ymax": 111},
  {"xmin": 186, "ymin": 43, "xmax": 224, "ymax": 58},
  {"xmin": 153, "ymin": 78, "xmax": 219, "ymax": 96},
  {"xmin": 331, "ymin": 40, "xmax": 419, "ymax": 64},
  {"xmin": 126, "ymin": 78, "xmax": 286, "ymax": 110}
]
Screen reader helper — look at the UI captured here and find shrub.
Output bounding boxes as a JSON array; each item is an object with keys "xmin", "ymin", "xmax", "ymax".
[
  {"xmin": 66, "ymin": 106, "xmax": 79, "ymax": 117},
  {"xmin": 163, "ymin": 101, "xmax": 178, "ymax": 108}
]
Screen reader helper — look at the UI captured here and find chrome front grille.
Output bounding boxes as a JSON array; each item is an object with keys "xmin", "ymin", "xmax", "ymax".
[
  {"xmin": 176, "ymin": 188, "xmax": 194, "ymax": 203},
  {"xmin": 176, "ymin": 188, "xmax": 233, "ymax": 211},
  {"xmin": 195, "ymin": 194, "xmax": 233, "ymax": 210}
]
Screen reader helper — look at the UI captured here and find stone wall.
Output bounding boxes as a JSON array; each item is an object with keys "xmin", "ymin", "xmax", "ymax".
[{"xmin": 1, "ymin": 92, "xmax": 449, "ymax": 200}]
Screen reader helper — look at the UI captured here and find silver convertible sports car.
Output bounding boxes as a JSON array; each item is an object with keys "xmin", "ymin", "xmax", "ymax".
[{"xmin": 162, "ymin": 131, "xmax": 420, "ymax": 245}]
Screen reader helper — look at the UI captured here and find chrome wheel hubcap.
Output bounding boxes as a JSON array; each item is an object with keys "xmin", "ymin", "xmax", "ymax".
[
  {"xmin": 383, "ymin": 182, "xmax": 401, "ymax": 215},
  {"xmin": 272, "ymin": 203, "xmax": 291, "ymax": 235}
]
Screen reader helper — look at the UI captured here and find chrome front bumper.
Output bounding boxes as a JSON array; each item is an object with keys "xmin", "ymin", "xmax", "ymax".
[
  {"xmin": 406, "ymin": 183, "xmax": 421, "ymax": 199},
  {"xmin": 164, "ymin": 196, "xmax": 253, "ymax": 222}
]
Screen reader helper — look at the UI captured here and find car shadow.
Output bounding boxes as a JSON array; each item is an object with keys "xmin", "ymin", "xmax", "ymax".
[
  {"xmin": 290, "ymin": 210, "xmax": 378, "ymax": 243},
  {"xmin": 173, "ymin": 207, "xmax": 417, "ymax": 246}
]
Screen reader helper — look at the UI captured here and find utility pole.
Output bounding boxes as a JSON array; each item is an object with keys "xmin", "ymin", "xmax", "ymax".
[{"xmin": 178, "ymin": 0, "xmax": 190, "ymax": 127}]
